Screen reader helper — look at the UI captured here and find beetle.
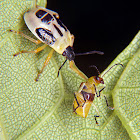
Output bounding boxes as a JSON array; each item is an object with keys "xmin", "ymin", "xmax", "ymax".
[
  {"xmin": 73, "ymin": 64, "xmax": 123, "ymax": 124},
  {"xmin": 10, "ymin": 1, "xmax": 103, "ymax": 81}
]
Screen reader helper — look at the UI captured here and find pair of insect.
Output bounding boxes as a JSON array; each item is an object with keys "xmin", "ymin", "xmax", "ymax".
[{"xmin": 10, "ymin": 2, "xmax": 123, "ymax": 124}]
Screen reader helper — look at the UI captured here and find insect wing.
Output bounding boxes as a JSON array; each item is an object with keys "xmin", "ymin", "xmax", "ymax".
[
  {"xmin": 24, "ymin": 7, "xmax": 71, "ymax": 54},
  {"xmin": 73, "ymin": 92, "xmax": 93, "ymax": 118}
]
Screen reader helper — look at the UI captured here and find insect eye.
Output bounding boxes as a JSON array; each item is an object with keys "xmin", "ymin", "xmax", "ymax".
[{"xmin": 95, "ymin": 76, "xmax": 99, "ymax": 81}]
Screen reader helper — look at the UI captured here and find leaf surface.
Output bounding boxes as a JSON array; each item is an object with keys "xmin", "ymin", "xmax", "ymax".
[
  {"xmin": 112, "ymin": 32, "xmax": 140, "ymax": 140},
  {"xmin": 0, "ymin": 0, "xmax": 139, "ymax": 139}
]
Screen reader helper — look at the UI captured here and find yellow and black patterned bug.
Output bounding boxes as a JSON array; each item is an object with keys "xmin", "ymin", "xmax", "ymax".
[{"xmin": 73, "ymin": 64, "xmax": 123, "ymax": 124}]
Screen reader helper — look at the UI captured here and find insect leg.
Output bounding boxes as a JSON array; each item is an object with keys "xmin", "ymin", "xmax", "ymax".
[
  {"xmin": 98, "ymin": 87, "xmax": 105, "ymax": 97},
  {"xmin": 94, "ymin": 84, "xmax": 105, "ymax": 97},
  {"xmin": 77, "ymin": 82, "xmax": 87, "ymax": 107},
  {"xmin": 78, "ymin": 82, "xmax": 86, "ymax": 93},
  {"xmin": 13, "ymin": 44, "xmax": 47, "ymax": 56},
  {"xmin": 94, "ymin": 115, "xmax": 99, "ymax": 125},
  {"xmin": 93, "ymin": 103, "xmax": 100, "ymax": 125},
  {"xmin": 35, "ymin": 49, "xmax": 54, "ymax": 81},
  {"xmin": 73, "ymin": 82, "xmax": 86, "ymax": 112},
  {"xmin": 10, "ymin": 30, "xmax": 42, "ymax": 44},
  {"xmin": 96, "ymin": 86, "xmax": 114, "ymax": 110},
  {"xmin": 69, "ymin": 60, "xmax": 88, "ymax": 80},
  {"xmin": 93, "ymin": 84, "xmax": 100, "ymax": 97},
  {"xmin": 57, "ymin": 59, "xmax": 67, "ymax": 77},
  {"xmin": 73, "ymin": 92, "xmax": 80, "ymax": 112},
  {"xmin": 103, "ymin": 94, "xmax": 114, "ymax": 110},
  {"xmin": 95, "ymin": 86, "xmax": 114, "ymax": 109}
]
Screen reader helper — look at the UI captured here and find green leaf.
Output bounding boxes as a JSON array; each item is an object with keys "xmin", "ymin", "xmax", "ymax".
[
  {"xmin": 100, "ymin": 31, "xmax": 140, "ymax": 140},
  {"xmin": 112, "ymin": 33, "xmax": 140, "ymax": 140},
  {"xmin": 0, "ymin": 0, "xmax": 139, "ymax": 139}
]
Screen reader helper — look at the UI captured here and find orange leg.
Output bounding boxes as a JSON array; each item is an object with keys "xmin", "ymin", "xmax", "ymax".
[
  {"xmin": 10, "ymin": 30, "xmax": 42, "ymax": 45},
  {"xmin": 13, "ymin": 44, "xmax": 47, "ymax": 56},
  {"xmin": 10, "ymin": 29, "xmax": 46, "ymax": 56},
  {"xmin": 69, "ymin": 60, "xmax": 88, "ymax": 80},
  {"xmin": 35, "ymin": 49, "xmax": 54, "ymax": 81},
  {"xmin": 10, "ymin": 30, "xmax": 54, "ymax": 81}
]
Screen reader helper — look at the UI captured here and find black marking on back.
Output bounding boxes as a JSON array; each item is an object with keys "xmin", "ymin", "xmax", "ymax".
[
  {"xmin": 36, "ymin": 28, "xmax": 56, "ymax": 45},
  {"xmin": 41, "ymin": 13, "xmax": 54, "ymax": 25},
  {"xmin": 36, "ymin": 10, "xmax": 47, "ymax": 18},
  {"xmin": 81, "ymin": 91, "xmax": 95, "ymax": 102},
  {"xmin": 53, "ymin": 15, "xmax": 67, "ymax": 31},
  {"xmin": 53, "ymin": 24, "xmax": 63, "ymax": 37}
]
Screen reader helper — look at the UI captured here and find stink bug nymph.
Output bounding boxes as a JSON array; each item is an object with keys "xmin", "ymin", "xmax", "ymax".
[
  {"xmin": 73, "ymin": 64, "xmax": 123, "ymax": 124},
  {"xmin": 10, "ymin": 1, "xmax": 103, "ymax": 81}
]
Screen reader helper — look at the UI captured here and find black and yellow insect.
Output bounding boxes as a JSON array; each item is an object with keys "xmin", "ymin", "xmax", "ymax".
[{"xmin": 73, "ymin": 64, "xmax": 123, "ymax": 124}]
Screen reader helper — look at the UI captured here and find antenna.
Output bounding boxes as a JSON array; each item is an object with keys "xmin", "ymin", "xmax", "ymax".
[
  {"xmin": 102, "ymin": 63, "xmax": 123, "ymax": 77},
  {"xmin": 75, "ymin": 51, "xmax": 104, "ymax": 56},
  {"xmin": 90, "ymin": 65, "xmax": 101, "ymax": 76}
]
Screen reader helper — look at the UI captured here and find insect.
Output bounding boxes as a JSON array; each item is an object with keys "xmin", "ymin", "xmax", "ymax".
[
  {"xmin": 73, "ymin": 64, "xmax": 123, "ymax": 124},
  {"xmin": 10, "ymin": 1, "xmax": 103, "ymax": 81}
]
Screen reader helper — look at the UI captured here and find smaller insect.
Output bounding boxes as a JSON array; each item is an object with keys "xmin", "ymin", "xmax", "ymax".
[{"xmin": 73, "ymin": 64, "xmax": 123, "ymax": 124}]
